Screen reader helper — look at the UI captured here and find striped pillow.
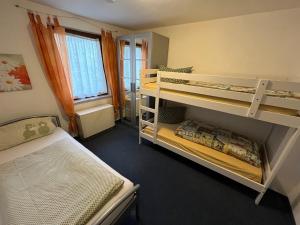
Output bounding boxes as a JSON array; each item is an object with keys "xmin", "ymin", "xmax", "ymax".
[{"xmin": 159, "ymin": 65, "xmax": 193, "ymax": 84}]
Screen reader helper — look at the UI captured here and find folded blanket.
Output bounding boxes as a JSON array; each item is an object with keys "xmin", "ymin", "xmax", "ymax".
[
  {"xmin": 0, "ymin": 139, "xmax": 124, "ymax": 225},
  {"xmin": 175, "ymin": 120, "xmax": 261, "ymax": 167}
]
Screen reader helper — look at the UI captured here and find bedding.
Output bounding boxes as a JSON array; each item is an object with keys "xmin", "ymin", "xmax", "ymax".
[
  {"xmin": 0, "ymin": 117, "xmax": 56, "ymax": 151},
  {"xmin": 159, "ymin": 65, "xmax": 193, "ymax": 84},
  {"xmin": 142, "ymin": 123, "xmax": 262, "ymax": 183},
  {"xmin": 188, "ymin": 80, "xmax": 299, "ymax": 98},
  {"xmin": 0, "ymin": 127, "xmax": 134, "ymax": 225},
  {"xmin": 0, "ymin": 128, "xmax": 131, "ymax": 225},
  {"xmin": 175, "ymin": 120, "xmax": 261, "ymax": 167},
  {"xmin": 142, "ymin": 82, "xmax": 299, "ymax": 116}
]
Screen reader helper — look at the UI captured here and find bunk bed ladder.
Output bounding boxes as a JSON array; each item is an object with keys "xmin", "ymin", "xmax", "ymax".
[{"xmin": 139, "ymin": 69, "xmax": 160, "ymax": 144}]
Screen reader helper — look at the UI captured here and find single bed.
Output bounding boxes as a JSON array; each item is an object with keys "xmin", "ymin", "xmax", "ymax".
[
  {"xmin": 142, "ymin": 123, "xmax": 262, "ymax": 183},
  {"xmin": 0, "ymin": 116, "xmax": 139, "ymax": 225}
]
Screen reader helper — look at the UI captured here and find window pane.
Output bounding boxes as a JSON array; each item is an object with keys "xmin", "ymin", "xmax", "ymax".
[
  {"xmin": 123, "ymin": 60, "xmax": 131, "ymax": 77},
  {"xmin": 135, "ymin": 47, "xmax": 142, "ymax": 89},
  {"xmin": 123, "ymin": 45, "xmax": 131, "ymax": 91},
  {"xmin": 136, "ymin": 47, "xmax": 142, "ymax": 60},
  {"xmin": 124, "ymin": 46, "xmax": 131, "ymax": 60},
  {"xmin": 66, "ymin": 34, "xmax": 108, "ymax": 99},
  {"xmin": 124, "ymin": 77, "xmax": 130, "ymax": 91}
]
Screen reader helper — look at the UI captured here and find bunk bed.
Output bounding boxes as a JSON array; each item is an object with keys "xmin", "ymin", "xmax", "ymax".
[{"xmin": 138, "ymin": 69, "xmax": 300, "ymax": 205}]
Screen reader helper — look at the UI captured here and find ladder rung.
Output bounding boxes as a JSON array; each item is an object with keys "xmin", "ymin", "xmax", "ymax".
[
  {"xmin": 140, "ymin": 90, "xmax": 157, "ymax": 97},
  {"xmin": 140, "ymin": 106, "xmax": 155, "ymax": 113},
  {"xmin": 141, "ymin": 120, "xmax": 154, "ymax": 128}
]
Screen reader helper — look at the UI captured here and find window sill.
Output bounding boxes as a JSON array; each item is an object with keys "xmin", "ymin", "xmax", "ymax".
[{"xmin": 74, "ymin": 95, "xmax": 111, "ymax": 105}]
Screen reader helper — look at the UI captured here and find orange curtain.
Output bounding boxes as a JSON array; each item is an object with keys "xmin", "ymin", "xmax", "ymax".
[
  {"xmin": 101, "ymin": 30, "xmax": 120, "ymax": 115},
  {"xmin": 28, "ymin": 13, "xmax": 77, "ymax": 134},
  {"xmin": 141, "ymin": 40, "xmax": 148, "ymax": 69},
  {"xmin": 119, "ymin": 40, "xmax": 126, "ymax": 110}
]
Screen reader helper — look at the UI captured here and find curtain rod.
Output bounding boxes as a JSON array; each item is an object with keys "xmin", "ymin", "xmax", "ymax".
[{"xmin": 14, "ymin": 4, "xmax": 119, "ymax": 33}]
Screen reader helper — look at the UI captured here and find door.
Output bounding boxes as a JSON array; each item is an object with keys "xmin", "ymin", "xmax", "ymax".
[
  {"xmin": 118, "ymin": 34, "xmax": 150, "ymax": 126},
  {"xmin": 118, "ymin": 35, "xmax": 134, "ymax": 125},
  {"xmin": 135, "ymin": 35, "xmax": 150, "ymax": 125}
]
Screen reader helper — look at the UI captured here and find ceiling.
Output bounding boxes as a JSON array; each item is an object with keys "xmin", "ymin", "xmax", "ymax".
[{"xmin": 30, "ymin": 0, "xmax": 300, "ymax": 30}]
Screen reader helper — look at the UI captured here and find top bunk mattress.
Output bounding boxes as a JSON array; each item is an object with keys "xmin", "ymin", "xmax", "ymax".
[
  {"xmin": 142, "ymin": 82, "xmax": 299, "ymax": 117},
  {"xmin": 0, "ymin": 128, "xmax": 134, "ymax": 225},
  {"xmin": 142, "ymin": 123, "xmax": 262, "ymax": 184}
]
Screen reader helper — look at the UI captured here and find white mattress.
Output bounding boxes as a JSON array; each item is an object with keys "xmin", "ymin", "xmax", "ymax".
[{"xmin": 0, "ymin": 127, "xmax": 134, "ymax": 225}]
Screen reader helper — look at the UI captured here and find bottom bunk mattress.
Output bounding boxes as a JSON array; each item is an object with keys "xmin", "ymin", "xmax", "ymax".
[
  {"xmin": 142, "ymin": 123, "xmax": 262, "ymax": 183},
  {"xmin": 0, "ymin": 129, "xmax": 130, "ymax": 225}
]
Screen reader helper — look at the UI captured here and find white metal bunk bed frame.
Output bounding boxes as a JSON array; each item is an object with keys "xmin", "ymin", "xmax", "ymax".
[{"xmin": 138, "ymin": 69, "xmax": 300, "ymax": 205}]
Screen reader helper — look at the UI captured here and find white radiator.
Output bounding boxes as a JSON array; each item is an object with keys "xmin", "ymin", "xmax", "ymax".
[{"xmin": 76, "ymin": 104, "xmax": 115, "ymax": 138}]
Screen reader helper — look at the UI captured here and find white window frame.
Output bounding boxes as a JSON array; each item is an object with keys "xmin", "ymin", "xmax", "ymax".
[{"xmin": 65, "ymin": 28, "xmax": 110, "ymax": 104}]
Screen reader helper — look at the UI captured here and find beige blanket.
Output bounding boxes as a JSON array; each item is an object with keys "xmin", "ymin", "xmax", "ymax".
[{"xmin": 0, "ymin": 139, "xmax": 124, "ymax": 225}]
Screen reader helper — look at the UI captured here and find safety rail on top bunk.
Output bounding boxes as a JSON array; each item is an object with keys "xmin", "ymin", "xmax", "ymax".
[{"xmin": 140, "ymin": 69, "xmax": 300, "ymax": 128}]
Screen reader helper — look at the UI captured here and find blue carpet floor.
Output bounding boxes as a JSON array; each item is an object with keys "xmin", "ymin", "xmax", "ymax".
[{"xmin": 79, "ymin": 123, "xmax": 295, "ymax": 225}]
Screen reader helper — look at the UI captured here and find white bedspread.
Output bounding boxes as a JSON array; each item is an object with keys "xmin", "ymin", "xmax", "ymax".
[
  {"xmin": 0, "ymin": 138, "xmax": 124, "ymax": 225},
  {"xmin": 0, "ymin": 128, "xmax": 134, "ymax": 225}
]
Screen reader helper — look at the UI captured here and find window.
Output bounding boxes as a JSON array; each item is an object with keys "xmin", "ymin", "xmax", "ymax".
[
  {"xmin": 123, "ymin": 45, "xmax": 131, "ymax": 91},
  {"xmin": 123, "ymin": 44, "xmax": 142, "ymax": 91},
  {"xmin": 66, "ymin": 29, "xmax": 108, "ymax": 100},
  {"xmin": 135, "ymin": 46, "xmax": 142, "ymax": 90}
]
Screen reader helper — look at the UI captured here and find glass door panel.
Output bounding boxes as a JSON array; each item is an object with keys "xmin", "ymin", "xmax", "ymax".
[
  {"xmin": 135, "ymin": 37, "xmax": 149, "ymax": 124},
  {"xmin": 118, "ymin": 34, "xmax": 150, "ymax": 127},
  {"xmin": 119, "ymin": 38, "xmax": 133, "ymax": 123}
]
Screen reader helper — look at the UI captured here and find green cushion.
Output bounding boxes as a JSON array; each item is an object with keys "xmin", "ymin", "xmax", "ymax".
[{"xmin": 159, "ymin": 65, "xmax": 193, "ymax": 84}]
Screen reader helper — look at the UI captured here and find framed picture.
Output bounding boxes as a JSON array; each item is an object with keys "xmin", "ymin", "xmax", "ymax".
[{"xmin": 0, "ymin": 54, "xmax": 32, "ymax": 92}]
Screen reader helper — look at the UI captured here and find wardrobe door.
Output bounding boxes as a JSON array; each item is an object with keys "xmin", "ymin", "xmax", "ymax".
[
  {"xmin": 118, "ymin": 33, "xmax": 153, "ymax": 127},
  {"xmin": 135, "ymin": 35, "xmax": 150, "ymax": 126},
  {"xmin": 118, "ymin": 36, "xmax": 134, "ymax": 124}
]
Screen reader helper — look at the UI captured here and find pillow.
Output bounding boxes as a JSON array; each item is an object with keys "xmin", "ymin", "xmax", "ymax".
[
  {"xmin": 159, "ymin": 65, "xmax": 193, "ymax": 73},
  {"xmin": 0, "ymin": 117, "xmax": 56, "ymax": 151},
  {"xmin": 158, "ymin": 106, "xmax": 186, "ymax": 124},
  {"xmin": 159, "ymin": 65, "xmax": 193, "ymax": 84},
  {"xmin": 174, "ymin": 120, "xmax": 261, "ymax": 167}
]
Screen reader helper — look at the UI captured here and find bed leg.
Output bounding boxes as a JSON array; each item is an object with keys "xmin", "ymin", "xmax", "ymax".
[
  {"xmin": 255, "ymin": 189, "xmax": 266, "ymax": 205},
  {"xmin": 135, "ymin": 202, "xmax": 141, "ymax": 224},
  {"xmin": 135, "ymin": 190, "xmax": 142, "ymax": 225}
]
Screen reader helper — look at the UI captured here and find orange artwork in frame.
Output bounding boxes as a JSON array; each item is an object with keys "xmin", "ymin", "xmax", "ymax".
[{"xmin": 0, "ymin": 54, "xmax": 32, "ymax": 92}]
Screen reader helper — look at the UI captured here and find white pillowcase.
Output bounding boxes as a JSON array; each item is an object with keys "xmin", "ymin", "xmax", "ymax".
[{"xmin": 0, "ymin": 117, "xmax": 56, "ymax": 151}]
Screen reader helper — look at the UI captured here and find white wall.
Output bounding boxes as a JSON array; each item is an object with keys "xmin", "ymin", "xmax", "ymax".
[
  {"xmin": 146, "ymin": 8, "xmax": 300, "ymax": 81},
  {"xmin": 0, "ymin": 0, "xmax": 130, "ymax": 129},
  {"xmin": 143, "ymin": 8, "xmax": 300, "ymax": 223}
]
